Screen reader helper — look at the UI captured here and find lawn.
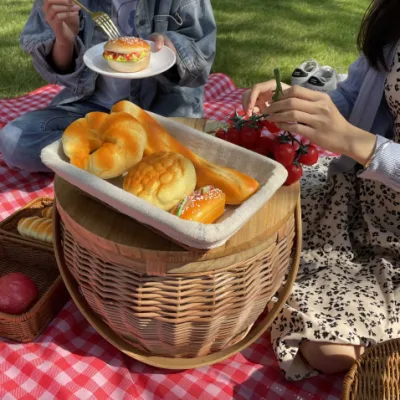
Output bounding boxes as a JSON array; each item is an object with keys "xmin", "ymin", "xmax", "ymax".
[{"xmin": 0, "ymin": 0, "xmax": 369, "ymax": 98}]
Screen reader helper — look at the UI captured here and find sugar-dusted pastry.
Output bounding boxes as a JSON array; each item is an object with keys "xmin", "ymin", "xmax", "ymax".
[{"xmin": 171, "ymin": 186, "xmax": 226, "ymax": 224}]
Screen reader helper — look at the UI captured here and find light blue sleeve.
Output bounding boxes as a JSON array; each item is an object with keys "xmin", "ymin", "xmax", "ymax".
[
  {"xmin": 329, "ymin": 55, "xmax": 369, "ymax": 119},
  {"xmin": 358, "ymin": 135, "xmax": 400, "ymax": 191},
  {"xmin": 19, "ymin": 0, "xmax": 86, "ymax": 91}
]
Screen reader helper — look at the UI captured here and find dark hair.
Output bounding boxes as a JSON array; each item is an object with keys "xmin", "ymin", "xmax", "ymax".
[{"xmin": 357, "ymin": 0, "xmax": 400, "ymax": 71}]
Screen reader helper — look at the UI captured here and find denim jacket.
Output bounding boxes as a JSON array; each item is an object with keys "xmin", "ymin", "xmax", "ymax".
[
  {"xmin": 328, "ymin": 42, "xmax": 400, "ymax": 191},
  {"xmin": 20, "ymin": 0, "xmax": 217, "ymax": 117}
]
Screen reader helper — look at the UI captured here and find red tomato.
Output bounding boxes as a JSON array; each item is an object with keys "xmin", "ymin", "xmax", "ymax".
[
  {"xmin": 253, "ymin": 147, "xmax": 266, "ymax": 156},
  {"xmin": 256, "ymin": 135, "xmax": 275, "ymax": 155},
  {"xmin": 273, "ymin": 143, "xmax": 296, "ymax": 166},
  {"xmin": 225, "ymin": 127, "xmax": 241, "ymax": 145},
  {"xmin": 298, "ymin": 145, "xmax": 319, "ymax": 165},
  {"xmin": 215, "ymin": 129, "xmax": 226, "ymax": 140},
  {"xmin": 262, "ymin": 120, "xmax": 281, "ymax": 134},
  {"xmin": 284, "ymin": 163, "xmax": 303, "ymax": 186},
  {"xmin": 240, "ymin": 126, "xmax": 261, "ymax": 149}
]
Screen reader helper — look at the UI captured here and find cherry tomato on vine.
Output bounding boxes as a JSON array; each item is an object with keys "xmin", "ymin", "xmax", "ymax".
[
  {"xmin": 240, "ymin": 126, "xmax": 261, "ymax": 149},
  {"xmin": 254, "ymin": 135, "xmax": 274, "ymax": 155},
  {"xmin": 215, "ymin": 129, "xmax": 226, "ymax": 140},
  {"xmin": 225, "ymin": 127, "xmax": 241, "ymax": 145},
  {"xmin": 298, "ymin": 145, "xmax": 319, "ymax": 165},
  {"xmin": 273, "ymin": 143, "xmax": 296, "ymax": 166},
  {"xmin": 284, "ymin": 163, "xmax": 303, "ymax": 186}
]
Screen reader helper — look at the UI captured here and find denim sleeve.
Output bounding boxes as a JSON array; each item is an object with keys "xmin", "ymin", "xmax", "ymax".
[
  {"xmin": 358, "ymin": 135, "xmax": 400, "ymax": 191},
  {"xmin": 329, "ymin": 55, "xmax": 369, "ymax": 119},
  {"xmin": 161, "ymin": 0, "xmax": 216, "ymax": 88},
  {"xmin": 19, "ymin": 1, "xmax": 86, "ymax": 92}
]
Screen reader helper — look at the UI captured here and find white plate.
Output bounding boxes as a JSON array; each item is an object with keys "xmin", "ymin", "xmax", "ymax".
[{"xmin": 83, "ymin": 41, "xmax": 176, "ymax": 79}]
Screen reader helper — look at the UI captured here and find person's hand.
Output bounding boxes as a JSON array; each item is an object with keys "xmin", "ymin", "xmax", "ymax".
[
  {"xmin": 242, "ymin": 80, "xmax": 291, "ymax": 116},
  {"xmin": 149, "ymin": 33, "xmax": 177, "ymax": 54},
  {"xmin": 264, "ymin": 86, "xmax": 377, "ymax": 165},
  {"xmin": 43, "ymin": 0, "xmax": 80, "ymax": 46}
]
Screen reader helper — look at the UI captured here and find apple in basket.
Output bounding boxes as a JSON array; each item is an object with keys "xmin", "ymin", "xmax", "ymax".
[{"xmin": 0, "ymin": 272, "xmax": 38, "ymax": 314}]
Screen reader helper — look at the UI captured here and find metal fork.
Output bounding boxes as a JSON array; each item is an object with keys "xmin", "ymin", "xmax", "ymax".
[{"xmin": 72, "ymin": 0, "xmax": 120, "ymax": 39}]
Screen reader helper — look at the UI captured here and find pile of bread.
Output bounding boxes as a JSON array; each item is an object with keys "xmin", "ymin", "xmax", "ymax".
[
  {"xmin": 17, "ymin": 206, "xmax": 53, "ymax": 244},
  {"xmin": 61, "ymin": 101, "xmax": 260, "ymax": 224}
]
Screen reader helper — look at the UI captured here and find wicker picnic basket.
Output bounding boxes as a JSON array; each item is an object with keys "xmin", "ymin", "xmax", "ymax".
[
  {"xmin": 0, "ymin": 197, "xmax": 69, "ymax": 342},
  {"xmin": 341, "ymin": 338, "xmax": 400, "ymax": 400},
  {"xmin": 53, "ymin": 175, "xmax": 301, "ymax": 367}
]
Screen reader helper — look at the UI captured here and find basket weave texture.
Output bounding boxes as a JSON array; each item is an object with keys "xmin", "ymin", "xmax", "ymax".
[
  {"xmin": 341, "ymin": 338, "xmax": 400, "ymax": 400},
  {"xmin": 0, "ymin": 198, "xmax": 69, "ymax": 343},
  {"xmin": 58, "ymin": 200, "xmax": 296, "ymax": 358}
]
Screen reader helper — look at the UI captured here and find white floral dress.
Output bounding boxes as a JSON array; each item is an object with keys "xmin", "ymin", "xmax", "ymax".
[{"xmin": 270, "ymin": 53, "xmax": 400, "ymax": 381}]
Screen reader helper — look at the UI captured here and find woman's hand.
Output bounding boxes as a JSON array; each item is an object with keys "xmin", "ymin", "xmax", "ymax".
[
  {"xmin": 242, "ymin": 80, "xmax": 291, "ymax": 116},
  {"xmin": 149, "ymin": 33, "xmax": 177, "ymax": 54},
  {"xmin": 264, "ymin": 86, "xmax": 377, "ymax": 166},
  {"xmin": 43, "ymin": 0, "xmax": 80, "ymax": 46}
]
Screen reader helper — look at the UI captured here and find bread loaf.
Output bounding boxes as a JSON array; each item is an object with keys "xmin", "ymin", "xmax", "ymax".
[
  {"xmin": 42, "ymin": 207, "xmax": 53, "ymax": 219},
  {"xmin": 123, "ymin": 152, "xmax": 197, "ymax": 211},
  {"xmin": 17, "ymin": 216, "xmax": 53, "ymax": 244},
  {"xmin": 62, "ymin": 111, "xmax": 147, "ymax": 179},
  {"xmin": 111, "ymin": 101, "xmax": 260, "ymax": 205}
]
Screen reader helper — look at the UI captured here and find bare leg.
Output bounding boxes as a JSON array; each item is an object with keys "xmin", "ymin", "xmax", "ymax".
[{"xmin": 299, "ymin": 341, "xmax": 365, "ymax": 374}]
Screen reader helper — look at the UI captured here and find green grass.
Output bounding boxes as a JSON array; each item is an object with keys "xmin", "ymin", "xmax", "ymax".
[{"xmin": 0, "ymin": 0, "xmax": 369, "ymax": 98}]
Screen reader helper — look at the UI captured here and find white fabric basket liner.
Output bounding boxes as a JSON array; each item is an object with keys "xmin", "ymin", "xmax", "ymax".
[{"xmin": 41, "ymin": 113, "xmax": 288, "ymax": 249}]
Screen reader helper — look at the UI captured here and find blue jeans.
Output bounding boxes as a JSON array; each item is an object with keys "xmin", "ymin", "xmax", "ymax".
[{"xmin": 0, "ymin": 101, "xmax": 109, "ymax": 172}]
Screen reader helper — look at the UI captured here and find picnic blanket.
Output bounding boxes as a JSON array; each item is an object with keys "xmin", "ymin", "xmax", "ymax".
[{"xmin": 0, "ymin": 73, "xmax": 342, "ymax": 400}]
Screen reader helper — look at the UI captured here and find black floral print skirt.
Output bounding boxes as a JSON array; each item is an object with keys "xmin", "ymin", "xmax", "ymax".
[{"xmin": 270, "ymin": 157, "xmax": 400, "ymax": 381}]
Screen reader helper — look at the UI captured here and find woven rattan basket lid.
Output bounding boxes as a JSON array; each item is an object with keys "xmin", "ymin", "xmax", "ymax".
[
  {"xmin": 54, "ymin": 174, "xmax": 299, "ymax": 263},
  {"xmin": 341, "ymin": 338, "xmax": 400, "ymax": 400}
]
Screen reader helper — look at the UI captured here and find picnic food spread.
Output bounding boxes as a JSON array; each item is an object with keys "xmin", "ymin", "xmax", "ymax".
[
  {"xmin": 111, "ymin": 101, "xmax": 260, "ymax": 204},
  {"xmin": 123, "ymin": 152, "xmax": 197, "ymax": 211},
  {"xmin": 17, "ymin": 216, "xmax": 53, "ymax": 244},
  {"xmin": 60, "ymin": 100, "xmax": 260, "ymax": 224},
  {"xmin": 170, "ymin": 186, "xmax": 226, "ymax": 224},
  {"xmin": 0, "ymin": 272, "xmax": 39, "ymax": 314},
  {"xmin": 103, "ymin": 37, "xmax": 151, "ymax": 73}
]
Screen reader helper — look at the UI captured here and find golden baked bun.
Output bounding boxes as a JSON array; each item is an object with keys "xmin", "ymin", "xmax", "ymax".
[
  {"xmin": 111, "ymin": 101, "xmax": 260, "ymax": 205},
  {"xmin": 123, "ymin": 152, "xmax": 196, "ymax": 211},
  {"xmin": 62, "ymin": 111, "xmax": 147, "ymax": 179},
  {"xmin": 17, "ymin": 216, "xmax": 52, "ymax": 244},
  {"xmin": 42, "ymin": 206, "xmax": 53, "ymax": 219},
  {"xmin": 103, "ymin": 37, "xmax": 151, "ymax": 73}
]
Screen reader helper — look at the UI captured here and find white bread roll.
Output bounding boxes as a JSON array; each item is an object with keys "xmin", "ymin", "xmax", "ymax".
[
  {"xmin": 123, "ymin": 152, "xmax": 197, "ymax": 211},
  {"xmin": 17, "ymin": 216, "xmax": 52, "ymax": 244}
]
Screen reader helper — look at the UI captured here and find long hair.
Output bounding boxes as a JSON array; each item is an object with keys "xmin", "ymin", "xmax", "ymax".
[{"xmin": 357, "ymin": 0, "xmax": 400, "ymax": 71}]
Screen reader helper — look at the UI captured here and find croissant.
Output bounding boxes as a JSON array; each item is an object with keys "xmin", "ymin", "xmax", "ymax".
[
  {"xmin": 111, "ymin": 101, "xmax": 259, "ymax": 205},
  {"xmin": 17, "ymin": 216, "xmax": 53, "ymax": 244},
  {"xmin": 62, "ymin": 111, "xmax": 147, "ymax": 179},
  {"xmin": 42, "ymin": 206, "xmax": 53, "ymax": 219}
]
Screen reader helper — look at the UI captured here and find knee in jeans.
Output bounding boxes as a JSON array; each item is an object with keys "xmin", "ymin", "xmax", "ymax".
[{"xmin": 0, "ymin": 120, "xmax": 49, "ymax": 172}]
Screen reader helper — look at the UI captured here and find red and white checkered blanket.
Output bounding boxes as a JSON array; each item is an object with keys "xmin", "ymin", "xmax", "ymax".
[{"xmin": 0, "ymin": 74, "xmax": 342, "ymax": 400}]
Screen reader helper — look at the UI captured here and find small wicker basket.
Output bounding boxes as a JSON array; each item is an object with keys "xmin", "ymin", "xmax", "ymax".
[
  {"xmin": 0, "ymin": 197, "xmax": 69, "ymax": 342},
  {"xmin": 53, "ymin": 176, "xmax": 301, "ymax": 366},
  {"xmin": 341, "ymin": 339, "xmax": 400, "ymax": 400}
]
